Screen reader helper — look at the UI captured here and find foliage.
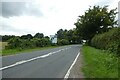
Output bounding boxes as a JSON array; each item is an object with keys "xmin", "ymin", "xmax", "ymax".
[
  {"xmin": 57, "ymin": 39, "xmax": 69, "ymax": 45},
  {"xmin": 2, "ymin": 35, "xmax": 16, "ymax": 42},
  {"xmin": 6, "ymin": 37, "xmax": 51, "ymax": 50},
  {"xmin": 82, "ymin": 46, "xmax": 118, "ymax": 78},
  {"xmin": 34, "ymin": 33, "xmax": 44, "ymax": 38},
  {"xmin": 57, "ymin": 28, "xmax": 81, "ymax": 44},
  {"xmin": 91, "ymin": 28, "xmax": 120, "ymax": 55},
  {"xmin": 7, "ymin": 37, "xmax": 22, "ymax": 49},
  {"xmin": 75, "ymin": 6, "xmax": 117, "ymax": 43},
  {"xmin": 20, "ymin": 34, "xmax": 33, "ymax": 39}
]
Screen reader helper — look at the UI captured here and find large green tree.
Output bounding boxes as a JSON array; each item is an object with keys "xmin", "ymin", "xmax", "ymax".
[
  {"xmin": 34, "ymin": 33, "xmax": 44, "ymax": 38},
  {"xmin": 74, "ymin": 6, "xmax": 117, "ymax": 43}
]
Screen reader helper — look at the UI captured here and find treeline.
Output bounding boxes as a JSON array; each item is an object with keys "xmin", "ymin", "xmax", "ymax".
[
  {"xmin": 74, "ymin": 5, "xmax": 120, "ymax": 56},
  {"xmin": 57, "ymin": 28, "xmax": 81, "ymax": 45},
  {"xmin": 1, "ymin": 33, "xmax": 51, "ymax": 50},
  {"xmin": 7, "ymin": 37, "xmax": 51, "ymax": 50},
  {"xmin": 1, "ymin": 33, "xmax": 45, "ymax": 42},
  {"xmin": 1, "ymin": 28, "xmax": 81, "ymax": 50}
]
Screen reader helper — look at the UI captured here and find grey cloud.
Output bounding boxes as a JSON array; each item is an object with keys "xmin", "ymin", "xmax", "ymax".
[
  {"xmin": 2, "ymin": 23, "xmax": 22, "ymax": 32},
  {"xmin": 1, "ymin": 2, "xmax": 43, "ymax": 18},
  {"xmin": 1, "ymin": 23, "xmax": 34, "ymax": 34}
]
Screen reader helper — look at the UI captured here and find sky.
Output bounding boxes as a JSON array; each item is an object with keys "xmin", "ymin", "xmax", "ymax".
[{"xmin": 0, "ymin": 0, "xmax": 119, "ymax": 36}]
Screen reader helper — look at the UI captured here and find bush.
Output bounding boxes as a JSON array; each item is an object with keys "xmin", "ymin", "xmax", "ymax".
[
  {"xmin": 6, "ymin": 37, "xmax": 52, "ymax": 50},
  {"xmin": 7, "ymin": 37, "xmax": 22, "ymax": 49},
  {"xmin": 91, "ymin": 27, "xmax": 120, "ymax": 55},
  {"xmin": 57, "ymin": 39, "xmax": 69, "ymax": 45}
]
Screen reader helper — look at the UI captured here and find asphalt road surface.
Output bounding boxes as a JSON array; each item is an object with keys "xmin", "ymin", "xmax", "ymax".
[{"xmin": 1, "ymin": 45, "xmax": 81, "ymax": 78}]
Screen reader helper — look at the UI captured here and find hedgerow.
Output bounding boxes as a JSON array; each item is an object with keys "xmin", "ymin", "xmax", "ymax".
[
  {"xmin": 6, "ymin": 37, "xmax": 52, "ymax": 50},
  {"xmin": 91, "ymin": 27, "xmax": 120, "ymax": 55}
]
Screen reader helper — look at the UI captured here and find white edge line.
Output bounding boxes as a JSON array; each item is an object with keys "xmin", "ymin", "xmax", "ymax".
[
  {"xmin": 0, "ymin": 47, "xmax": 71, "ymax": 71},
  {"xmin": 64, "ymin": 52, "xmax": 80, "ymax": 79}
]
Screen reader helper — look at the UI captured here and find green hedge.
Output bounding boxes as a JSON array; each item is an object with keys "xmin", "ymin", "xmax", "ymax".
[
  {"xmin": 6, "ymin": 37, "xmax": 51, "ymax": 50},
  {"xmin": 91, "ymin": 27, "xmax": 120, "ymax": 55},
  {"xmin": 57, "ymin": 39, "xmax": 69, "ymax": 45}
]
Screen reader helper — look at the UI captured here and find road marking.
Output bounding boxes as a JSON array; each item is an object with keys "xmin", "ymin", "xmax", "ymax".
[
  {"xmin": 0, "ymin": 47, "xmax": 71, "ymax": 71},
  {"xmin": 64, "ymin": 52, "xmax": 80, "ymax": 79}
]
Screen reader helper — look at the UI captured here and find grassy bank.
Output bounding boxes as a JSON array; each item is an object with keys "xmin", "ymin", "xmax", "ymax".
[
  {"xmin": 82, "ymin": 46, "xmax": 118, "ymax": 78},
  {"xmin": 1, "ymin": 46, "xmax": 59, "ymax": 56}
]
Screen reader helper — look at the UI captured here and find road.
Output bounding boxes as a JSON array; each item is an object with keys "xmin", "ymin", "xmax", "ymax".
[{"xmin": 1, "ymin": 45, "xmax": 81, "ymax": 78}]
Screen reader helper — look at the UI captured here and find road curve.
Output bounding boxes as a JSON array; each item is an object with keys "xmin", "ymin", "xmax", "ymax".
[{"xmin": 2, "ymin": 45, "xmax": 81, "ymax": 78}]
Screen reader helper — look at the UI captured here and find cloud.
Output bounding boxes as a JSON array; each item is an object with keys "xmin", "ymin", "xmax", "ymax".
[
  {"xmin": 0, "ymin": 0, "xmax": 119, "ymax": 36},
  {"xmin": 1, "ymin": 2, "xmax": 43, "ymax": 17}
]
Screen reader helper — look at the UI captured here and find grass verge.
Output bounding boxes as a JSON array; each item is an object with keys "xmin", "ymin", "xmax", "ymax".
[
  {"xmin": 82, "ymin": 46, "xmax": 118, "ymax": 78},
  {"xmin": 1, "ymin": 46, "xmax": 59, "ymax": 56}
]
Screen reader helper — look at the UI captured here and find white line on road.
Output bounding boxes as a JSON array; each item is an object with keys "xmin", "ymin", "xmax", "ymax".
[
  {"xmin": 64, "ymin": 52, "xmax": 80, "ymax": 79},
  {"xmin": 0, "ymin": 47, "xmax": 71, "ymax": 71}
]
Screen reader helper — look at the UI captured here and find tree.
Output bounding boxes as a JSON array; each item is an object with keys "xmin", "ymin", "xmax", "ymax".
[
  {"xmin": 74, "ymin": 6, "xmax": 117, "ymax": 43},
  {"xmin": 57, "ymin": 29, "xmax": 64, "ymax": 39},
  {"xmin": 34, "ymin": 33, "xmax": 44, "ymax": 38},
  {"xmin": 20, "ymin": 34, "xmax": 33, "ymax": 39},
  {"xmin": 2, "ymin": 35, "xmax": 16, "ymax": 42},
  {"xmin": 44, "ymin": 36, "xmax": 49, "ymax": 39},
  {"xmin": 56, "ymin": 28, "xmax": 81, "ymax": 45},
  {"xmin": 26, "ymin": 34, "xmax": 33, "ymax": 39}
]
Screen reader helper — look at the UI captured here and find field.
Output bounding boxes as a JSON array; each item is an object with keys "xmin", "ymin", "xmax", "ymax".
[{"xmin": 0, "ymin": 42, "xmax": 8, "ymax": 50}]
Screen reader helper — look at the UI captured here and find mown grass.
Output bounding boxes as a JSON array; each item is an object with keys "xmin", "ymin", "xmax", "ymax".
[
  {"xmin": 1, "ymin": 46, "xmax": 59, "ymax": 56},
  {"xmin": 82, "ymin": 46, "xmax": 118, "ymax": 78}
]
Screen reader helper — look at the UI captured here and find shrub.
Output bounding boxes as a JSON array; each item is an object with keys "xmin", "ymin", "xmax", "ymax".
[
  {"xmin": 6, "ymin": 37, "xmax": 52, "ymax": 50},
  {"xmin": 7, "ymin": 37, "xmax": 22, "ymax": 49},
  {"xmin": 57, "ymin": 39, "xmax": 69, "ymax": 45},
  {"xmin": 91, "ymin": 27, "xmax": 120, "ymax": 55}
]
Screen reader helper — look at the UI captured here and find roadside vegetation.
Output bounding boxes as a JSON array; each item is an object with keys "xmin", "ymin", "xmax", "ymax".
[
  {"xmin": 2, "ymin": 46, "xmax": 58, "ymax": 56},
  {"xmin": 0, "ymin": 4, "xmax": 119, "ymax": 78},
  {"xmin": 74, "ymin": 5, "xmax": 119, "ymax": 78},
  {"xmin": 82, "ymin": 46, "xmax": 118, "ymax": 78},
  {"xmin": 91, "ymin": 27, "xmax": 120, "ymax": 55},
  {"xmin": 1, "ymin": 29, "xmax": 81, "ymax": 56}
]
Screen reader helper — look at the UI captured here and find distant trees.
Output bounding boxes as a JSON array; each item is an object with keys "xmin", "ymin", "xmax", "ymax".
[
  {"xmin": 34, "ymin": 33, "xmax": 44, "ymax": 38},
  {"xmin": 57, "ymin": 39, "xmax": 69, "ymax": 45},
  {"xmin": 56, "ymin": 28, "xmax": 81, "ymax": 45},
  {"xmin": 2, "ymin": 35, "xmax": 16, "ymax": 42},
  {"xmin": 74, "ymin": 6, "xmax": 117, "ymax": 44},
  {"xmin": 20, "ymin": 34, "xmax": 33, "ymax": 39},
  {"xmin": 2, "ymin": 33, "xmax": 51, "ymax": 50}
]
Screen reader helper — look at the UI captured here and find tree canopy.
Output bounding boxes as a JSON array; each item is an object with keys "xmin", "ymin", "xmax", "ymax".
[
  {"xmin": 34, "ymin": 33, "xmax": 44, "ymax": 38},
  {"xmin": 74, "ymin": 6, "xmax": 117, "ymax": 43}
]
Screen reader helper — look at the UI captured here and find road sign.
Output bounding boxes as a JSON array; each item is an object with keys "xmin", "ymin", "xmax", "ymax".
[{"xmin": 50, "ymin": 35, "xmax": 57, "ymax": 43}]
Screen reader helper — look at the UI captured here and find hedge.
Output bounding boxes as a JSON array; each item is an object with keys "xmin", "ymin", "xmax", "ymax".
[
  {"xmin": 91, "ymin": 27, "xmax": 120, "ymax": 55},
  {"xmin": 6, "ymin": 37, "xmax": 51, "ymax": 50},
  {"xmin": 57, "ymin": 39, "xmax": 69, "ymax": 45}
]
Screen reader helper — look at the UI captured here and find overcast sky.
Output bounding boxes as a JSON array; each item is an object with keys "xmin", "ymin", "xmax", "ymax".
[{"xmin": 0, "ymin": 0, "xmax": 119, "ymax": 36}]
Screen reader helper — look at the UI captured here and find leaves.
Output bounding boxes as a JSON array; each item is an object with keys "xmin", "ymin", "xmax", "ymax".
[{"xmin": 75, "ymin": 6, "xmax": 117, "ymax": 42}]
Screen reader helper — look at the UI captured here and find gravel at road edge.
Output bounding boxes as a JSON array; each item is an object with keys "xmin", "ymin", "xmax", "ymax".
[{"xmin": 69, "ymin": 48, "xmax": 84, "ymax": 78}]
